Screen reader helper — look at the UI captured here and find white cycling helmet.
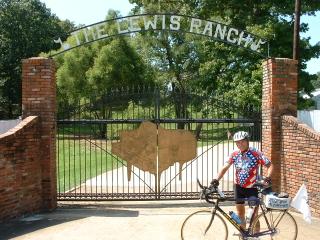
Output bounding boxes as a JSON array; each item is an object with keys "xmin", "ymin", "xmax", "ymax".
[{"xmin": 233, "ymin": 131, "xmax": 249, "ymax": 141}]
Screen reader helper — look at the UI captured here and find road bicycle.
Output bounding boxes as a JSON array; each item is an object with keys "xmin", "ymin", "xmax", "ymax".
[{"xmin": 181, "ymin": 179, "xmax": 298, "ymax": 239}]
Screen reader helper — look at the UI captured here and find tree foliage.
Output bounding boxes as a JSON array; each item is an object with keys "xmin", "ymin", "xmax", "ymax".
[
  {"xmin": 0, "ymin": 0, "xmax": 73, "ymax": 119},
  {"xmin": 3, "ymin": 0, "xmax": 318, "ymax": 120},
  {"xmin": 55, "ymin": 10, "xmax": 156, "ymax": 120},
  {"xmin": 129, "ymin": 0, "xmax": 320, "ymax": 109},
  {"xmin": 312, "ymin": 71, "xmax": 320, "ymax": 89}
]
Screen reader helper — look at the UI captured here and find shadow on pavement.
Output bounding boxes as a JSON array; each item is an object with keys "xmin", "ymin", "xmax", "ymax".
[{"xmin": 0, "ymin": 206, "xmax": 139, "ymax": 240}]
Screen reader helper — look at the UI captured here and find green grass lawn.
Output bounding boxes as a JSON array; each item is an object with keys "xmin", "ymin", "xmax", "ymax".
[
  {"xmin": 56, "ymin": 137, "xmax": 123, "ymax": 193},
  {"xmin": 56, "ymin": 122, "xmax": 257, "ymax": 193}
]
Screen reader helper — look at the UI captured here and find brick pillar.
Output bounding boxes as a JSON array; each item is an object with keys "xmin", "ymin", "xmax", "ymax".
[
  {"xmin": 22, "ymin": 57, "xmax": 57, "ymax": 210},
  {"xmin": 262, "ymin": 58, "xmax": 298, "ymax": 192}
]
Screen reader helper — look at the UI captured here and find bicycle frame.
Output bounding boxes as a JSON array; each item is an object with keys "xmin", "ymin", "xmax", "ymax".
[{"xmin": 207, "ymin": 197, "xmax": 286, "ymax": 239}]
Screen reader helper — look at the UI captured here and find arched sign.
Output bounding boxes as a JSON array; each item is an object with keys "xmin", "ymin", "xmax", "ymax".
[{"xmin": 52, "ymin": 13, "xmax": 269, "ymax": 57}]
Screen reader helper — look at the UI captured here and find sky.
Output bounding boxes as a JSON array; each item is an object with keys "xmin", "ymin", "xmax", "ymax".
[{"xmin": 40, "ymin": 0, "xmax": 320, "ymax": 74}]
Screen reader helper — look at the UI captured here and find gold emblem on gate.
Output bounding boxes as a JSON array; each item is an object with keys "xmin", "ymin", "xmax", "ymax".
[{"xmin": 111, "ymin": 121, "xmax": 197, "ymax": 181}]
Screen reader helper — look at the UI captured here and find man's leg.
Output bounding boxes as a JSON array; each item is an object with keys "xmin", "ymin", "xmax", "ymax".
[
  {"xmin": 234, "ymin": 184, "xmax": 246, "ymax": 228},
  {"xmin": 253, "ymin": 207, "xmax": 260, "ymax": 233},
  {"xmin": 236, "ymin": 203, "xmax": 246, "ymax": 229}
]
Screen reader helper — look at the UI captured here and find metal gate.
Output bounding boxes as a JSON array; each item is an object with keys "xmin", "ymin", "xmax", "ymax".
[{"xmin": 57, "ymin": 87, "xmax": 261, "ymax": 200}]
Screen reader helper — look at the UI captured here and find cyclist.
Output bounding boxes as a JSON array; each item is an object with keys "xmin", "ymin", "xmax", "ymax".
[{"xmin": 212, "ymin": 131, "xmax": 274, "ymax": 228}]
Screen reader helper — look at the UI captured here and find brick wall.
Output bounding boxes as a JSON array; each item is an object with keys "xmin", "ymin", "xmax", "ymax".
[
  {"xmin": 281, "ymin": 115, "xmax": 320, "ymax": 217},
  {"xmin": 262, "ymin": 58, "xmax": 320, "ymax": 217},
  {"xmin": 0, "ymin": 116, "xmax": 42, "ymax": 222},
  {"xmin": 22, "ymin": 57, "xmax": 57, "ymax": 210},
  {"xmin": 262, "ymin": 58, "xmax": 298, "ymax": 192},
  {"xmin": 0, "ymin": 57, "xmax": 56, "ymax": 222}
]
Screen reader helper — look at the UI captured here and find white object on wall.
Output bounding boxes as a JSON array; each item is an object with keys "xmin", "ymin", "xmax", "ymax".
[
  {"xmin": 0, "ymin": 119, "xmax": 22, "ymax": 135},
  {"xmin": 297, "ymin": 110, "xmax": 320, "ymax": 132}
]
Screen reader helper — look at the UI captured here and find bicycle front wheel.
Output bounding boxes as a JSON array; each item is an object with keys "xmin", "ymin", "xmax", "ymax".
[
  {"xmin": 181, "ymin": 210, "xmax": 228, "ymax": 240},
  {"xmin": 251, "ymin": 209, "xmax": 298, "ymax": 240}
]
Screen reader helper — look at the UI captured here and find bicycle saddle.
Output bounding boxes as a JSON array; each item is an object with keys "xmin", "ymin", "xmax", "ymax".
[{"xmin": 272, "ymin": 192, "xmax": 289, "ymax": 198}]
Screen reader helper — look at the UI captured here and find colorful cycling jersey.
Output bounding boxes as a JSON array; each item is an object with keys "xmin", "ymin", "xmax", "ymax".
[{"xmin": 228, "ymin": 147, "xmax": 271, "ymax": 188}]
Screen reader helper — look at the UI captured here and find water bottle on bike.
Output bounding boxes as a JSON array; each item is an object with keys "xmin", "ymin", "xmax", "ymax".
[
  {"xmin": 229, "ymin": 211, "xmax": 242, "ymax": 224},
  {"xmin": 246, "ymin": 207, "xmax": 254, "ymax": 223}
]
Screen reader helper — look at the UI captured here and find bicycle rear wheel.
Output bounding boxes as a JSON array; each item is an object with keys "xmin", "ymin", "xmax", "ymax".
[
  {"xmin": 251, "ymin": 209, "xmax": 298, "ymax": 240},
  {"xmin": 181, "ymin": 210, "xmax": 228, "ymax": 240}
]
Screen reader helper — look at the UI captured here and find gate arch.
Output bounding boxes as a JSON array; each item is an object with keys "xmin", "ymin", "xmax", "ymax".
[{"xmin": 51, "ymin": 13, "xmax": 269, "ymax": 58}]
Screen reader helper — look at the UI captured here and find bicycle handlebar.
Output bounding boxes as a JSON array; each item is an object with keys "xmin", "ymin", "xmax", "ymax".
[
  {"xmin": 197, "ymin": 179, "xmax": 272, "ymax": 204},
  {"xmin": 197, "ymin": 179, "xmax": 226, "ymax": 202}
]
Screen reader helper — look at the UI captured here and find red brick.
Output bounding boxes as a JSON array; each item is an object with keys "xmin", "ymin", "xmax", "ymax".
[
  {"xmin": 280, "ymin": 116, "xmax": 320, "ymax": 218},
  {"xmin": 262, "ymin": 58, "xmax": 320, "ymax": 218},
  {"xmin": 0, "ymin": 58, "xmax": 57, "ymax": 223}
]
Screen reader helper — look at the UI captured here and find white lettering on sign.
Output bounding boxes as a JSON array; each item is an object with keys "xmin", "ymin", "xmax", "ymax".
[
  {"xmin": 95, "ymin": 24, "xmax": 108, "ymax": 39},
  {"xmin": 117, "ymin": 19, "xmax": 129, "ymax": 34},
  {"xmin": 129, "ymin": 16, "xmax": 141, "ymax": 31},
  {"xmin": 190, "ymin": 18, "xmax": 202, "ymax": 33},
  {"xmin": 162, "ymin": 15, "xmax": 166, "ymax": 30},
  {"xmin": 267, "ymin": 198, "xmax": 290, "ymax": 209},
  {"xmin": 202, "ymin": 21, "xmax": 213, "ymax": 37},
  {"xmin": 251, "ymin": 39, "xmax": 266, "ymax": 51},
  {"xmin": 143, "ymin": 15, "xmax": 157, "ymax": 30},
  {"xmin": 214, "ymin": 24, "xmax": 227, "ymax": 40},
  {"xmin": 238, "ymin": 32, "xmax": 252, "ymax": 47},
  {"xmin": 170, "ymin": 16, "xmax": 181, "ymax": 31},
  {"xmin": 82, "ymin": 28, "xmax": 91, "ymax": 42},
  {"xmin": 227, "ymin": 28, "xmax": 238, "ymax": 44},
  {"xmin": 53, "ymin": 14, "xmax": 267, "ymax": 56},
  {"xmin": 70, "ymin": 30, "xmax": 81, "ymax": 45}
]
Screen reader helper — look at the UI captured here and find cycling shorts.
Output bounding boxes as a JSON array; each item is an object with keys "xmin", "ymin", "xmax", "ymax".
[{"xmin": 234, "ymin": 184, "xmax": 258, "ymax": 204}]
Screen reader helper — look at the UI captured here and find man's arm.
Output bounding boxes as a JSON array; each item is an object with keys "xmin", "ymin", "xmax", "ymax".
[
  {"xmin": 216, "ymin": 162, "xmax": 232, "ymax": 181},
  {"xmin": 266, "ymin": 162, "xmax": 274, "ymax": 178}
]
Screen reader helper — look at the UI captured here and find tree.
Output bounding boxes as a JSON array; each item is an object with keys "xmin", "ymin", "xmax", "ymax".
[
  {"xmin": 54, "ymin": 10, "xmax": 156, "ymax": 138},
  {"xmin": 0, "ymin": 0, "xmax": 73, "ymax": 119},
  {"xmin": 129, "ymin": 0, "xmax": 320, "ymax": 110},
  {"xmin": 312, "ymin": 72, "xmax": 320, "ymax": 89},
  {"xmin": 87, "ymin": 38, "xmax": 152, "ymax": 96},
  {"xmin": 127, "ymin": 3, "xmax": 209, "ymax": 129}
]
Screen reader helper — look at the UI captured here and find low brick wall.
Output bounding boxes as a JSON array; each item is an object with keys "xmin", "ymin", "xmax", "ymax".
[
  {"xmin": 281, "ymin": 115, "xmax": 320, "ymax": 217},
  {"xmin": 0, "ymin": 116, "xmax": 42, "ymax": 222}
]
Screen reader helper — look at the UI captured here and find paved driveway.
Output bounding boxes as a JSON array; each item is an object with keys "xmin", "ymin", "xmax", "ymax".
[{"xmin": 0, "ymin": 201, "xmax": 319, "ymax": 240}]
